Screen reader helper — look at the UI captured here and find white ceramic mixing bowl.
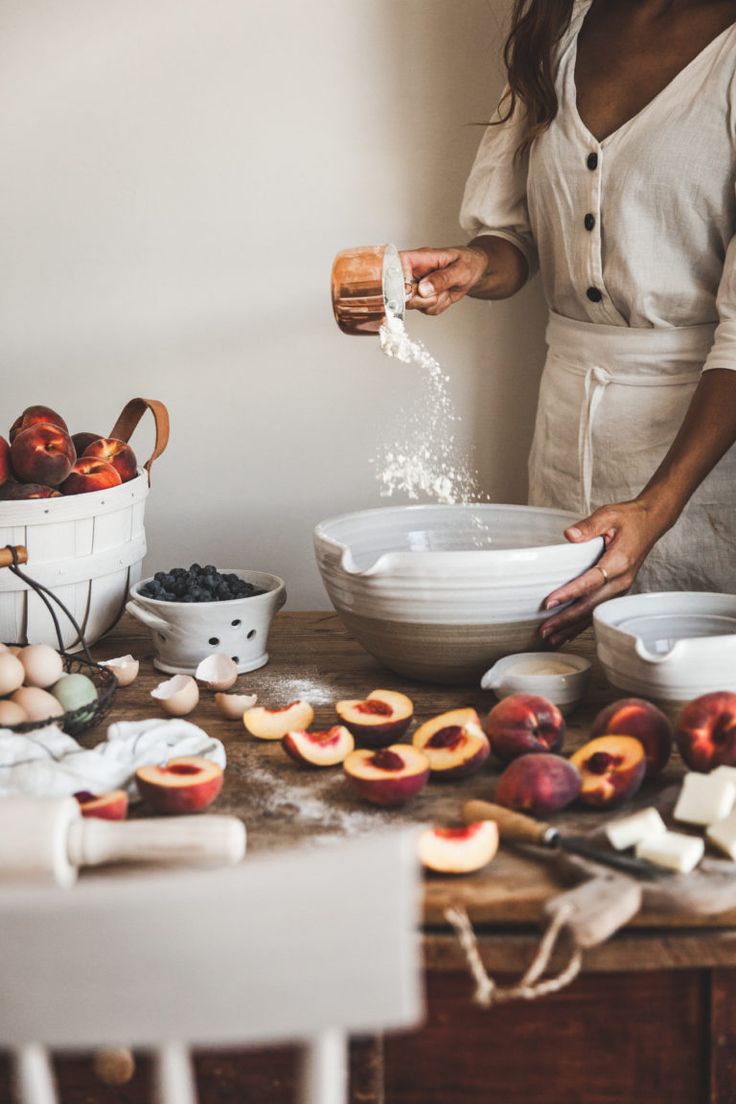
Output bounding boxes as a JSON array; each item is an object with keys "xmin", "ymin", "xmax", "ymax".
[
  {"xmin": 594, "ymin": 591, "xmax": 736, "ymax": 705},
  {"xmin": 313, "ymin": 504, "xmax": 603, "ymax": 684}
]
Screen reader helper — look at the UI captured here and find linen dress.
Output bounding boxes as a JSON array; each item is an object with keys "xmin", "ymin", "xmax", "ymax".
[{"xmin": 460, "ymin": 0, "xmax": 736, "ymax": 592}]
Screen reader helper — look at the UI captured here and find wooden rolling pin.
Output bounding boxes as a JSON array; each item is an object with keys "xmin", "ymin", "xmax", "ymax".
[{"xmin": 0, "ymin": 797, "xmax": 246, "ymax": 887}]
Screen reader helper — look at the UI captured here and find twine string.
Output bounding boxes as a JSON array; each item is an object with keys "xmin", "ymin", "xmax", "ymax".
[{"xmin": 445, "ymin": 904, "xmax": 582, "ymax": 1007}]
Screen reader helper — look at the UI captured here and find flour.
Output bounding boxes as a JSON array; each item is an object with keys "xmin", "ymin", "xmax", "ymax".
[{"xmin": 373, "ymin": 309, "xmax": 484, "ymax": 505}]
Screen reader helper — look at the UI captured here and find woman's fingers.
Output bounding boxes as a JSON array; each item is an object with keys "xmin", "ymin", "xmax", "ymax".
[
  {"xmin": 400, "ymin": 248, "xmax": 457, "ymax": 281},
  {"xmin": 402, "ymin": 246, "xmax": 488, "ymax": 313}
]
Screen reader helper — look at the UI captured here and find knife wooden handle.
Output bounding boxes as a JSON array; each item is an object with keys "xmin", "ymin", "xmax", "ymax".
[{"xmin": 463, "ymin": 800, "xmax": 552, "ymax": 845}]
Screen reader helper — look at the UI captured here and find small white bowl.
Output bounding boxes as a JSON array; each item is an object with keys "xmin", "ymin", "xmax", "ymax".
[
  {"xmin": 126, "ymin": 570, "xmax": 286, "ymax": 675},
  {"xmin": 480, "ymin": 652, "xmax": 592, "ymax": 715}
]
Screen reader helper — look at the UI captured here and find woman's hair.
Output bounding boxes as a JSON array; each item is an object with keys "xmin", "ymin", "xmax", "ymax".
[{"xmin": 497, "ymin": 0, "xmax": 576, "ymax": 151}]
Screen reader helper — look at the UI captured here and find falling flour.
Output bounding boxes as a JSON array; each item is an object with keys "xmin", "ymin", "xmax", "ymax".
[{"xmin": 372, "ymin": 309, "xmax": 485, "ymax": 505}]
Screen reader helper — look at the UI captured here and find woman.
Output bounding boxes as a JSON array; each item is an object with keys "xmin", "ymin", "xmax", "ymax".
[{"xmin": 402, "ymin": 0, "xmax": 736, "ymax": 646}]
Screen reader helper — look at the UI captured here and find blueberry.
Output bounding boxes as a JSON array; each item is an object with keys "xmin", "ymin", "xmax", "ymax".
[
  {"xmin": 204, "ymin": 564, "xmax": 217, "ymax": 575},
  {"xmin": 189, "ymin": 563, "xmax": 202, "ymax": 574}
]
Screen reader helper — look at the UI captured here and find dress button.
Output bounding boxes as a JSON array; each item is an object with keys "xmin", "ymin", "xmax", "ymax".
[
  {"xmin": 586, "ymin": 286, "xmax": 603, "ymax": 303},
  {"xmin": 587, "ymin": 152, "xmax": 598, "ymax": 170},
  {"xmin": 584, "ymin": 213, "xmax": 596, "ymax": 231}
]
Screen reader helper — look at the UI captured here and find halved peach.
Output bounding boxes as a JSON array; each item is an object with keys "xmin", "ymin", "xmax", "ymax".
[
  {"xmin": 485, "ymin": 693, "xmax": 566, "ymax": 762},
  {"xmin": 335, "ymin": 689, "xmax": 413, "ymax": 747},
  {"xmin": 283, "ymin": 725, "xmax": 354, "ymax": 768},
  {"xmin": 412, "ymin": 708, "xmax": 490, "ymax": 779},
  {"xmin": 495, "ymin": 753, "xmax": 581, "ymax": 816},
  {"xmin": 590, "ymin": 698, "xmax": 673, "ymax": 777},
  {"xmin": 418, "ymin": 822, "xmax": 498, "ymax": 874},
  {"xmin": 74, "ymin": 789, "xmax": 129, "ymax": 821},
  {"xmin": 570, "ymin": 735, "xmax": 646, "ymax": 808},
  {"xmin": 343, "ymin": 744, "xmax": 429, "ymax": 806},
  {"xmin": 135, "ymin": 756, "xmax": 224, "ymax": 814},
  {"xmin": 243, "ymin": 700, "xmax": 314, "ymax": 740}
]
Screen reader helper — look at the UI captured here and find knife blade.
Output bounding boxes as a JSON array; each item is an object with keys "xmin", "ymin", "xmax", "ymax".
[{"xmin": 463, "ymin": 799, "xmax": 667, "ymax": 881}]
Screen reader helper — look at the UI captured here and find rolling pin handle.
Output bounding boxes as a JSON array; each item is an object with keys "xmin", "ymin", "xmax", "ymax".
[
  {"xmin": 463, "ymin": 799, "xmax": 553, "ymax": 846},
  {"xmin": 67, "ymin": 814, "xmax": 247, "ymax": 870}
]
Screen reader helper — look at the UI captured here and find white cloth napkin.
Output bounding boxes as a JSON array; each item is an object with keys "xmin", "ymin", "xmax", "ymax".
[{"xmin": 0, "ymin": 718, "xmax": 226, "ymax": 799}]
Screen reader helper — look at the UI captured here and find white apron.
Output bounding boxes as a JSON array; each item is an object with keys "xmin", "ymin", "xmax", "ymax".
[{"xmin": 528, "ymin": 312, "xmax": 736, "ymax": 593}]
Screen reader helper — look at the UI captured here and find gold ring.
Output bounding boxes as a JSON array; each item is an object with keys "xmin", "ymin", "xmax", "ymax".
[{"xmin": 597, "ymin": 565, "xmax": 609, "ymax": 585}]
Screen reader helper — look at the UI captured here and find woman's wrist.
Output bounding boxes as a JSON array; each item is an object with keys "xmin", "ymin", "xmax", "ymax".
[
  {"xmin": 466, "ymin": 235, "xmax": 529, "ymax": 299},
  {"xmin": 634, "ymin": 485, "xmax": 686, "ymax": 537}
]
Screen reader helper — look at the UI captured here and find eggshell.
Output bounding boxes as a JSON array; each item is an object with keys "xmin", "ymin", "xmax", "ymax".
[
  {"xmin": 151, "ymin": 675, "xmax": 199, "ymax": 717},
  {"xmin": 20, "ymin": 644, "xmax": 64, "ymax": 689},
  {"xmin": 0, "ymin": 700, "xmax": 28, "ymax": 726},
  {"xmin": 215, "ymin": 691, "xmax": 258, "ymax": 720},
  {"xmin": 195, "ymin": 654, "xmax": 239, "ymax": 692},
  {"xmin": 11, "ymin": 686, "xmax": 65, "ymax": 724},
  {"xmin": 99, "ymin": 655, "xmax": 139, "ymax": 687},
  {"xmin": 0, "ymin": 653, "xmax": 26, "ymax": 696}
]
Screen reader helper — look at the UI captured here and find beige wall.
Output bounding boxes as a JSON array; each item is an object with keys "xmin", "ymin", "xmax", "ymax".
[{"xmin": 0, "ymin": 0, "xmax": 547, "ymax": 608}]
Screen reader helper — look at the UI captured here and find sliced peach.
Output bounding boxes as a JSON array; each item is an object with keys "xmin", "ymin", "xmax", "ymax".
[
  {"xmin": 74, "ymin": 789, "xmax": 129, "ymax": 820},
  {"xmin": 412, "ymin": 708, "xmax": 490, "ymax": 779},
  {"xmin": 590, "ymin": 698, "xmax": 673, "ymax": 777},
  {"xmin": 485, "ymin": 693, "xmax": 566, "ymax": 762},
  {"xmin": 282, "ymin": 725, "xmax": 354, "ymax": 768},
  {"xmin": 135, "ymin": 756, "xmax": 223, "ymax": 814},
  {"xmin": 495, "ymin": 753, "xmax": 581, "ymax": 816},
  {"xmin": 335, "ymin": 689, "xmax": 413, "ymax": 747},
  {"xmin": 418, "ymin": 821, "xmax": 498, "ymax": 874},
  {"xmin": 343, "ymin": 744, "xmax": 429, "ymax": 806},
  {"xmin": 243, "ymin": 699, "xmax": 314, "ymax": 740},
  {"xmin": 570, "ymin": 735, "xmax": 646, "ymax": 808}
]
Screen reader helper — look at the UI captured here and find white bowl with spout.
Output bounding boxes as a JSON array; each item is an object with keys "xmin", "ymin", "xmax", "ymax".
[
  {"xmin": 594, "ymin": 592, "xmax": 736, "ymax": 705},
  {"xmin": 313, "ymin": 504, "xmax": 603, "ymax": 684},
  {"xmin": 480, "ymin": 652, "xmax": 592, "ymax": 715}
]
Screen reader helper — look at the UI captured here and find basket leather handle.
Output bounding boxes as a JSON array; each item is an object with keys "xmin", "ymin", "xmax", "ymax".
[{"xmin": 109, "ymin": 398, "xmax": 170, "ymax": 486}]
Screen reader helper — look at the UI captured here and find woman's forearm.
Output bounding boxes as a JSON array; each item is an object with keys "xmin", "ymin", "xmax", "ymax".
[
  {"xmin": 466, "ymin": 235, "xmax": 530, "ymax": 299},
  {"xmin": 637, "ymin": 368, "xmax": 736, "ymax": 531}
]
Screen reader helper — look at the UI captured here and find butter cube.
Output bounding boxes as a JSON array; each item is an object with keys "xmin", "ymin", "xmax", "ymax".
[
  {"xmin": 636, "ymin": 831, "xmax": 704, "ymax": 874},
  {"xmin": 673, "ymin": 772, "xmax": 736, "ymax": 827},
  {"xmin": 707, "ymin": 812, "xmax": 736, "ymax": 860},
  {"xmin": 605, "ymin": 808, "xmax": 667, "ymax": 851},
  {"xmin": 712, "ymin": 765, "xmax": 736, "ymax": 787}
]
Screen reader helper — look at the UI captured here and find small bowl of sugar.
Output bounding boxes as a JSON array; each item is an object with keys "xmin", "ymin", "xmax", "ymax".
[{"xmin": 480, "ymin": 652, "xmax": 591, "ymax": 715}]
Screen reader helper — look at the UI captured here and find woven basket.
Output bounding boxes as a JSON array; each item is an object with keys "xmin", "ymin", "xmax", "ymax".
[{"xmin": 0, "ymin": 398, "xmax": 169, "ymax": 650}]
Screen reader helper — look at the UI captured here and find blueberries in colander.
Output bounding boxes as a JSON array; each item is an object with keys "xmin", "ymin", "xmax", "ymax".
[{"xmin": 140, "ymin": 565, "xmax": 265, "ymax": 603}]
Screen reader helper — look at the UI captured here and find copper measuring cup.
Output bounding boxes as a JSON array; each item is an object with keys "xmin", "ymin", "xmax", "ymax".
[{"xmin": 331, "ymin": 244, "xmax": 417, "ymax": 335}]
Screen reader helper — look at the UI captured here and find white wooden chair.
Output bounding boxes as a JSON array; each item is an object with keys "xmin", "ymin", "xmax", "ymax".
[{"xmin": 0, "ymin": 829, "xmax": 422, "ymax": 1104}]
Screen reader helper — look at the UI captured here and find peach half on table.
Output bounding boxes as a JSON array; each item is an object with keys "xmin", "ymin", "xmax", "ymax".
[
  {"xmin": 570, "ymin": 735, "xmax": 646, "ymax": 808},
  {"xmin": 335, "ymin": 690, "xmax": 414, "ymax": 747},
  {"xmin": 243, "ymin": 699, "xmax": 314, "ymax": 740},
  {"xmin": 590, "ymin": 697, "xmax": 673, "ymax": 777},
  {"xmin": 74, "ymin": 789, "xmax": 129, "ymax": 820},
  {"xmin": 82, "ymin": 437, "xmax": 138, "ymax": 483},
  {"xmin": 412, "ymin": 708, "xmax": 490, "ymax": 779},
  {"xmin": 675, "ymin": 691, "xmax": 736, "ymax": 773},
  {"xmin": 60, "ymin": 457, "xmax": 122, "ymax": 496},
  {"xmin": 135, "ymin": 756, "xmax": 224, "ymax": 814},
  {"xmin": 485, "ymin": 693, "xmax": 566, "ymax": 762},
  {"xmin": 495, "ymin": 753, "xmax": 581, "ymax": 816},
  {"xmin": 282, "ymin": 725, "xmax": 355, "ymax": 768},
  {"xmin": 343, "ymin": 745, "xmax": 430, "ymax": 807},
  {"xmin": 10, "ymin": 423, "xmax": 76, "ymax": 487},
  {"xmin": 418, "ymin": 821, "xmax": 499, "ymax": 874}
]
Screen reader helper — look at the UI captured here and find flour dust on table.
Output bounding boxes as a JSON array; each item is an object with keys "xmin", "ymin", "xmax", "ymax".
[{"xmin": 373, "ymin": 307, "xmax": 486, "ymax": 507}]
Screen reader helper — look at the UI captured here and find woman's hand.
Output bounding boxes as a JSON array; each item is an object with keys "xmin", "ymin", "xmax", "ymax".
[
  {"xmin": 539, "ymin": 498, "xmax": 671, "ymax": 647},
  {"xmin": 401, "ymin": 246, "xmax": 490, "ymax": 316}
]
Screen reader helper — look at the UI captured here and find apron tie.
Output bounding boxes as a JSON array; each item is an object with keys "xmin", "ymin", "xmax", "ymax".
[{"xmin": 578, "ymin": 365, "xmax": 611, "ymax": 515}]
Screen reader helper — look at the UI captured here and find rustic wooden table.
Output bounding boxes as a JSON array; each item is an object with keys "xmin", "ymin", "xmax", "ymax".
[{"xmin": 4, "ymin": 611, "xmax": 736, "ymax": 1104}]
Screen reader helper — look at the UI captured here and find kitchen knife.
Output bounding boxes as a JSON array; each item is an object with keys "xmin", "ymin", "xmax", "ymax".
[{"xmin": 464, "ymin": 799, "xmax": 666, "ymax": 881}]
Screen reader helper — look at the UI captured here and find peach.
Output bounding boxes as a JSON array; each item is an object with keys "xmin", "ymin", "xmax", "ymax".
[
  {"xmin": 71, "ymin": 431, "xmax": 103, "ymax": 455},
  {"xmin": 74, "ymin": 789, "xmax": 129, "ymax": 820},
  {"xmin": 418, "ymin": 822, "xmax": 499, "ymax": 874},
  {"xmin": 243, "ymin": 699, "xmax": 314, "ymax": 740},
  {"xmin": 0, "ymin": 482, "xmax": 60, "ymax": 499},
  {"xmin": 570, "ymin": 735, "xmax": 646, "ymax": 808},
  {"xmin": 59, "ymin": 457, "xmax": 122, "ymax": 496},
  {"xmin": 495, "ymin": 753, "xmax": 581, "ymax": 816},
  {"xmin": 335, "ymin": 689, "xmax": 413, "ymax": 747},
  {"xmin": 676, "ymin": 691, "xmax": 736, "ymax": 772},
  {"xmin": 82, "ymin": 437, "xmax": 138, "ymax": 483},
  {"xmin": 282, "ymin": 725, "xmax": 355, "ymax": 768},
  {"xmin": 10, "ymin": 423, "xmax": 75, "ymax": 486},
  {"xmin": 412, "ymin": 708, "xmax": 490, "ymax": 779},
  {"xmin": 590, "ymin": 697, "xmax": 673, "ymax": 777},
  {"xmin": 485, "ymin": 693, "xmax": 566, "ymax": 762},
  {"xmin": 343, "ymin": 744, "xmax": 429, "ymax": 806},
  {"xmin": 135, "ymin": 756, "xmax": 224, "ymax": 814},
  {"xmin": 9, "ymin": 405, "xmax": 68, "ymax": 443},
  {"xmin": 0, "ymin": 436, "xmax": 10, "ymax": 485}
]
